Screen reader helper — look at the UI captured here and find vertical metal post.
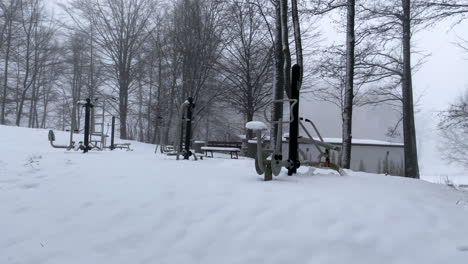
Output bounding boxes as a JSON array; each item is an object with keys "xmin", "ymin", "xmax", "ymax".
[
  {"xmin": 110, "ymin": 116, "xmax": 115, "ymax": 150},
  {"xmin": 69, "ymin": 101, "xmax": 77, "ymax": 148},
  {"xmin": 288, "ymin": 64, "xmax": 301, "ymax": 175},
  {"xmin": 83, "ymin": 98, "xmax": 93, "ymax": 153},
  {"xmin": 184, "ymin": 97, "xmax": 194, "ymax": 160},
  {"xmin": 101, "ymin": 100, "xmax": 106, "ymax": 148}
]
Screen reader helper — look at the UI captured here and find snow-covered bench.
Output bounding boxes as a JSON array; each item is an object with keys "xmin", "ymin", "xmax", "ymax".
[{"xmin": 201, "ymin": 142, "xmax": 242, "ymax": 159}]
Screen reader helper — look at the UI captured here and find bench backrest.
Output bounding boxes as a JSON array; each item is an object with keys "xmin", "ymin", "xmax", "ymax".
[{"xmin": 207, "ymin": 141, "xmax": 242, "ymax": 149}]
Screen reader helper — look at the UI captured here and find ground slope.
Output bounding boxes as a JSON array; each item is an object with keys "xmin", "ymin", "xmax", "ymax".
[{"xmin": 1, "ymin": 125, "xmax": 468, "ymax": 264}]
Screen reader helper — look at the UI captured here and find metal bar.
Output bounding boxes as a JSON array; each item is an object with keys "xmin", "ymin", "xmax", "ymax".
[
  {"xmin": 175, "ymin": 100, "xmax": 190, "ymax": 160},
  {"xmin": 303, "ymin": 119, "xmax": 325, "ymax": 143},
  {"xmin": 299, "ymin": 121, "xmax": 324, "ymax": 155},
  {"xmin": 263, "ymin": 99, "xmax": 298, "ymax": 124},
  {"xmin": 101, "ymin": 101, "xmax": 105, "ymax": 148},
  {"xmin": 83, "ymin": 98, "xmax": 93, "ymax": 153},
  {"xmin": 184, "ymin": 97, "xmax": 194, "ymax": 160},
  {"xmin": 110, "ymin": 116, "xmax": 115, "ymax": 150},
  {"xmin": 255, "ymin": 130, "xmax": 265, "ymax": 174},
  {"xmin": 287, "ymin": 64, "xmax": 301, "ymax": 176}
]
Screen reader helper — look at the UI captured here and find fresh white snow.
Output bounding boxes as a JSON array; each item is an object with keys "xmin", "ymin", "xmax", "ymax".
[
  {"xmin": 1, "ymin": 125, "xmax": 468, "ymax": 264},
  {"xmin": 245, "ymin": 121, "xmax": 268, "ymax": 131},
  {"xmin": 283, "ymin": 133, "xmax": 403, "ymax": 146}
]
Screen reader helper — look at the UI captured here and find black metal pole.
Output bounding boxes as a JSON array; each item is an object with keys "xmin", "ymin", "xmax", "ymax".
[
  {"xmin": 288, "ymin": 64, "xmax": 301, "ymax": 175},
  {"xmin": 110, "ymin": 116, "xmax": 115, "ymax": 150},
  {"xmin": 179, "ymin": 115, "xmax": 185, "ymax": 154},
  {"xmin": 184, "ymin": 97, "xmax": 194, "ymax": 160},
  {"xmin": 83, "ymin": 98, "xmax": 94, "ymax": 153}
]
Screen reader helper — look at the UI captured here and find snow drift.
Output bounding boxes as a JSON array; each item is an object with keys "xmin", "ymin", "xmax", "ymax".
[{"xmin": 1, "ymin": 125, "xmax": 468, "ymax": 264}]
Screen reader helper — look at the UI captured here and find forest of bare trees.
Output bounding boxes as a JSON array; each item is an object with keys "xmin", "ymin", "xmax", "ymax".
[{"xmin": 0, "ymin": 0, "xmax": 464, "ymax": 177}]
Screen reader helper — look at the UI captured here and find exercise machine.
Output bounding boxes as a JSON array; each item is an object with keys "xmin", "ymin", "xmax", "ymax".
[
  {"xmin": 246, "ymin": 64, "xmax": 343, "ymax": 181},
  {"xmin": 48, "ymin": 97, "xmax": 131, "ymax": 152},
  {"xmin": 159, "ymin": 97, "xmax": 199, "ymax": 160}
]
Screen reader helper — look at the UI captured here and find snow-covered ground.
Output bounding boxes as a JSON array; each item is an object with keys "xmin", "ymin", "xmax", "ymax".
[{"xmin": 1, "ymin": 125, "xmax": 468, "ymax": 264}]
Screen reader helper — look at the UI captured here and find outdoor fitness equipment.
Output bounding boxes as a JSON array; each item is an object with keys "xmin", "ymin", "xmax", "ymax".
[
  {"xmin": 47, "ymin": 98, "xmax": 93, "ymax": 151},
  {"xmin": 160, "ymin": 97, "xmax": 199, "ymax": 160},
  {"xmin": 246, "ymin": 64, "xmax": 343, "ymax": 181},
  {"xmin": 48, "ymin": 97, "xmax": 131, "ymax": 152}
]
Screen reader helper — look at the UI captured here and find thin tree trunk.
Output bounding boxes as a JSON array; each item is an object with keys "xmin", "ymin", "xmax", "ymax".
[
  {"xmin": 1, "ymin": 19, "xmax": 13, "ymax": 124},
  {"xmin": 280, "ymin": 0, "xmax": 291, "ymax": 97},
  {"xmin": 119, "ymin": 73, "xmax": 129, "ymax": 139},
  {"xmin": 291, "ymin": 0, "xmax": 303, "ymax": 87},
  {"xmin": 137, "ymin": 73, "xmax": 144, "ymax": 141},
  {"xmin": 16, "ymin": 8, "xmax": 36, "ymax": 126},
  {"xmin": 153, "ymin": 49, "xmax": 163, "ymax": 144},
  {"xmin": 271, "ymin": 0, "xmax": 285, "ymax": 150},
  {"xmin": 147, "ymin": 71, "xmax": 153, "ymax": 143},
  {"xmin": 341, "ymin": 0, "xmax": 356, "ymax": 169},
  {"xmin": 401, "ymin": 0, "xmax": 420, "ymax": 178}
]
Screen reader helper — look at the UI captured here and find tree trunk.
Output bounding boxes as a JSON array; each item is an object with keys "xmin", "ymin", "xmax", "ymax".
[
  {"xmin": 341, "ymin": 0, "xmax": 356, "ymax": 169},
  {"xmin": 1, "ymin": 19, "xmax": 13, "ymax": 125},
  {"xmin": 246, "ymin": 111, "xmax": 254, "ymax": 140},
  {"xmin": 291, "ymin": 0, "xmax": 303, "ymax": 87},
  {"xmin": 280, "ymin": 0, "xmax": 291, "ymax": 98},
  {"xmin": 271, "ymin": 0, "xmax": 285, "ymax": 151},
  {"xmin": 153, "ymin": 49, "xmax": 163, "ymax": 144},
  {"xmin": 137, "ymin": 74, "xmax": 144, "ymax": 141},
  {"xmin": 401, "ymin": 0, "xmax": 420, "ymax": 178},
  {"xmin": 119, "ymin": 78, "xmax": 128, "ymax": 139}
]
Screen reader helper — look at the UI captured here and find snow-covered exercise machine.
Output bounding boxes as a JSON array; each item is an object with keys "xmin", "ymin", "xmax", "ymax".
[
  {"xmin": 48, "ymin": 97, "xmax": 131, "ymax": 152},
  {"xmin": 159, "ymin": 97, "xmax": 199, "ymax": 160},
  {"xmin": 246, "ymin": 64, "xmax": 343, "ymax": 181},
  {"xmin": 48, "ymin": 98, "xmax": 94, "ymax": 151}
]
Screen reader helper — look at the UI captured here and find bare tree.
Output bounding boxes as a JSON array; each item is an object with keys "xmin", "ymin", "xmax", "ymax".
[
  {"xmin": 359, "ymin": 0, "xmax": 430, "ymax": 178},
  {"xmin": 270, "ymin": 0, "xmax": 285, "ymax": 150},
  {"xmin": 423, "ymin": 0, "xmax": 468, "ymax": 23},
  {"xmin": 220, "ymin": 1, "xmax": 273, "ymax": 139},
  {"xmin": 0, "ymin": 0, "xmax": 20, "ymax": 124},
  {"xmin": 15, "ymin": 0, "xmax": 42, "ymax": 126},
  {"xmin": 172, "ymin": 0, "xmax": 225, "ymax": 138},
  {"xmin": 438, "ymin": 89, "xmax": 468, "ymax": 167},
  {"xmin": 423, "ymin": 1, "xmax": 468, "ymax": 51},
  {"xmin": 401, "ymin": 0, "xmax": 420, "ymax": 178},
  {"xmin": 308, "ymin": 0, "xmax": 356, "ymax": 168},
  {"xmin": 64, "ymin": 0, "xmax": 156, "ymax": 139}
]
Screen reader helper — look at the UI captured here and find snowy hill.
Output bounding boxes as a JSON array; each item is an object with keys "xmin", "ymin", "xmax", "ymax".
[{"xmin": 1, "ymin": 125, "xmax": 468, "ymax": 264}]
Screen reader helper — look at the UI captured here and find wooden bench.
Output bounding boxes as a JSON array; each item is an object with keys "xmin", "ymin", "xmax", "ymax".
[{"xmin": 201, "ymin": 141, "xmax": 242, "ymax": 159}]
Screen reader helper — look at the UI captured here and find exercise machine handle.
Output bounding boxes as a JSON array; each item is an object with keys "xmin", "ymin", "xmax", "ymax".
[{"xmin": 263, "ymin": 99, "xmax": 298, "ymax": 125}]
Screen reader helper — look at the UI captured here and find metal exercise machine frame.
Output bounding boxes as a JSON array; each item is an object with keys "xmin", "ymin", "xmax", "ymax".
[
  {"xmin": 160, "ymin": 97, "xmax": 199, "ymax": 160},
  {"xmin": 247, "ymin": 64, "xmax": 343, "ymax": 181}
]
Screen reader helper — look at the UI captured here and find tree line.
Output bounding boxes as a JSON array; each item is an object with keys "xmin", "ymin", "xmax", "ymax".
[{"xmin": 0, "ymin": 0, "xmax": 467, "ymax": 178}]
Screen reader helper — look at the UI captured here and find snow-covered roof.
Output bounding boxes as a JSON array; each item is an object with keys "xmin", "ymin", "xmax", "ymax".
[
  {"xmin": 241, "ymin": 133, "xmax": 403, "ymax": 147},
  {"xmin": 319, "ymin": 137, "xmax": 403, "ymax": 146},
  {"xmin": 283, "ymin": 133, "xmax": 403, "ymax": 147}
]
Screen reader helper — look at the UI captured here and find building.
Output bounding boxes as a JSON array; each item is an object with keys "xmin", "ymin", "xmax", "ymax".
[
  {"xmin": 244, "ymin": 136, "xmax": 405, "ymax": 176},
  {"xmin": 288, "ymin": 138, "xmax": 404, "ymax": 175}
]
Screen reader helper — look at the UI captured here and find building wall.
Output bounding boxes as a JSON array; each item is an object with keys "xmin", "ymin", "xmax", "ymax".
[{"xmin": 281, "ymin": 142, "xmax": 404, "ymax": 175}]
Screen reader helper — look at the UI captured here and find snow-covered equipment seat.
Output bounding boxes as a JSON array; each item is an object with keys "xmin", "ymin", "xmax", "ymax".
[
  {"xmin": 245, "ymin": 121, "xmax": 268, "ymax": 131},
  {"xmin": 201, "ymin": 141, "xmax": 242, "ymax": 159}
]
